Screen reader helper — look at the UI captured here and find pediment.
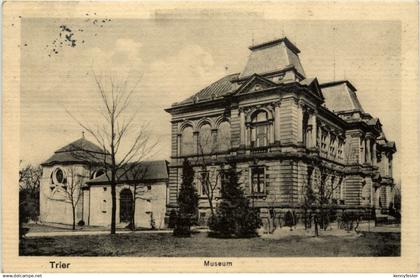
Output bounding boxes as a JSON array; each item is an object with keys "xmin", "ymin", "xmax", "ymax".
[
  {"xmin": 300, "ymin": 77, "xmax": 324, "ymax": 99},
  {"xmin": 234, "ymin": 74, "xmax": 277, "ymax": 96}
]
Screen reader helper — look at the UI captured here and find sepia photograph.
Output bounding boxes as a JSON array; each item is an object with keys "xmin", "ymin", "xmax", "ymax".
[{"xmin": 2, "ymin": 0, "xmax": 419, "ymax": 273}]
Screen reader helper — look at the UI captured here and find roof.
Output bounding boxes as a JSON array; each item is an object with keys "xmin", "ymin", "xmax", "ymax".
[
  {"xmin": 239, "ymin": 37, "xmax": 305, "ymax": 79},
  {"xmin": 320, "ymin": 80, "xmax": 364, "ymax": 113},
  {"xmin": 175, "ymin": 73, "xmax": 240, "ymax": 106},
  {"xmin": 299, "ymin": 77, "xmax": 324, "ymax": 99},
  {"xmin": 41, "ymin": 138, "xmax": 109, "ymax": 166},
  {"xmin": 320, "ymin": 80, "xmax": 357, "ymax": 92},
  {"xmin": 55, "ymin": 137, "xmax": 104, "ymax": 153},
  {"xmin": 87, "ymin": 160, "xmax": 169, "ymax": 185},
  {"xmin": 249, "ymin": 37, "xmax": 301, "ymax": 54}
]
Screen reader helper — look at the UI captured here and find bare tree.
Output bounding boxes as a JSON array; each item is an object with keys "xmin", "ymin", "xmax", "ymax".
[
  {"xmin": 66, "ymin": 73, "xmax": 157, "ymax": 234},
  {"xmin": 304, "ymin": 162, "xmax": 343, "ymax": 236},
  {"xmin": 62, "ymin": 166, "xmax": 87, "ymax": 230},
  {"xmin": 19, "ymin": 162, "xmax": 42, "ymax": 194},
  {"xmin": 196, "ymin": 124, "xmax": 230, "ymax": 216},
  {"xmin": 19, "ymin": 162, "xmax": 42, "ymax": 223}
]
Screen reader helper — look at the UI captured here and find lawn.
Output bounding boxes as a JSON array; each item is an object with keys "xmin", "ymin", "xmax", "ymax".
[{"xmin": 19, "ymin": 231, "xmax": 400, "ymax": 257}]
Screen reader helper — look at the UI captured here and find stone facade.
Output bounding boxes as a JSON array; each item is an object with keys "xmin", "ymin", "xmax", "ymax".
[{"xmin": 165, "ymin": 37, "xmax": 397, "ymax": 225}]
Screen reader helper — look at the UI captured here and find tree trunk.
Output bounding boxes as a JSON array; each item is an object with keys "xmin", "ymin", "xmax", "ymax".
[
  {"xmin": 207, "ymin": 194, "xmax": 214, "ymax": 216},
  {"xmin": 111, "ymin": 183, "xmax": 116, "ymax": 234},
  {"xmin": 314, "ymin": 215, "xmax": 319, "ymax": 237},
  {"xmin": 131, "ymin": 186, "xmax": 136, "ymax": 231},
  {"xmin": 72, "ymin": 205, "xmax": 76, "ymax": 230}
]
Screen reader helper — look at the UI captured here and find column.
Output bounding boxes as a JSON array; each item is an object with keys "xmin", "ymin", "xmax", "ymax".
[
  {"xmin": 370, "ymin": 182, "xmax": 375, "ymax": 207},
  {"xmin": 176, "ymin": 134, "xmax": 181, "ymax": 156},
  {"xmin": 306, "ymin": 126, "xmax": 312, "ymax": 148},
  {"xmin": 310, "ymin": 113, "xmax": 317, "ymax": 148},
  {"xmin": 389, "ymin": 155, "xmax": 393, "ymax": 177},
  {"xmin": 384, "ymin": 153, "xmax": 389, "ymax": 176},
  {"xmin": 269, "ymin": 123, "xmax": 274, "ymax": 144},
  {"xmin": 366, "ymin": 138, "xmax": 372, "ymax": 164},
  {"xmin": 274, "ymin": 104, "xmax": 281, "ymax": 143},
  {"xmin": 359, "ymin": 138, "xmax": 365, "ymax": 164},
  {"xmin": 372, "ymin": 143, "xmax": 377, "ymax": 165},
  {"xmin": 297, "ymin": 102, "xmax": 303, "ymax": 144},
  {"xmin": 240, "ymin": 110, "xmax": 246, "ymax": 147}
]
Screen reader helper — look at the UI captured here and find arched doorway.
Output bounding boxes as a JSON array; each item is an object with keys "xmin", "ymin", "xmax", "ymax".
[{"xmin": 120, "ymin": 189, "xmax": 133, "ymax": 223}]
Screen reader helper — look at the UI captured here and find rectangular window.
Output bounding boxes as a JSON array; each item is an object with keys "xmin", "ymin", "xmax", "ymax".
[
  {"xmin": 101, "ymin": 200, "xmax": 107, "ymax": 213},
  {"xmin": 220, "ymin": 170, "xmax": 229, "ymax": 193},
  {"xmin": 200, "ymin": 171, "xmax": 209, "ymax": 196},
  {"xmin": 251, "ymin": 166, "xmax": 265, "ymax": 194},
  {"xmin": 255, "ymin": 125, "xmax": 268, "ymax": 147}
]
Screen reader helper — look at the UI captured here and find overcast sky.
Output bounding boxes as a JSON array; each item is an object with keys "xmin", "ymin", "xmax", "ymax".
[{"xmin": 20, "ymin": 16, "xmax": 401, "ymax": 180}]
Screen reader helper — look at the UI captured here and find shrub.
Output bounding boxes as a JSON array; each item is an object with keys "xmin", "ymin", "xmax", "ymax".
[
  {"xmin": 284, "ymin": 211, "xmax": 294, "ymax": 230},
  {"xmin": 339, "ymin": 210, "xmax": 361, "ymax": 231},
  {"xmin": 173, "ymin": 214, "xmax": 192, "ymax": 237},
  {"xmin": 78, "ymin": 220, "xmax": 85, "ymax": 226},
  {"xmin": 168, "ymin": 209, "xmax": 178, "ymax": 229},
  {"xmin": 208, "ymin": 163, "xmax": 262, "ymax": 238},
  {"xmin": 19, "ymin": 189, "xmax": 36, "ymax": 239},
  {"xmin": 174, "ymin": 159, "xmax": 198, "ymax": 237}
]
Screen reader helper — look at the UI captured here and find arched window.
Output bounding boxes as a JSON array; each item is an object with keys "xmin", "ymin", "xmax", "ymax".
[
  {"xmin": 91, "ymin": 169, "xmax": 105, "ymax": 179},
  {"xmin": 251, "ymin": 111, "xmax": 269, "ymax": 147},
  {"xmin": 52, "ymin": 167, "xmax": 67, "ymax": 185},
  {"xmin": 199, "ymin": 123, "xmax": 212, "ymax": 154},
  {"xmin": 181, "ymin": 126, "xmax": 194, "ymax": 155},
  {"xmin": 217, "ymin": 121, "xmax": 231, "ymax": 152}
]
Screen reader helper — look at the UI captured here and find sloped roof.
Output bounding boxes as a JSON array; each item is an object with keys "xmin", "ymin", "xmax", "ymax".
[
  {"xmin": 87, "ymin": 160, "xmax": 169, "ymax": 185},
  {"xmin": 55, "ymin": 138, "xmax": 104, "ymax": 153},
  {"xmin": 239, "ymin": 37, "xmax": 305, "ymax": 79},
  {"xmin": 176, "ymin": 73, "xmax": 240, "ymax": 105},
  {"xmin": 320, "ymin": 80, "xmax": 364, "ymax": 113},
  {"xmin": 41, "ymin": 138, "xmax": 109, "ymax": 166},
  {"xmin": 299, "ymin": 77, "xmax": 324, "ymax": 99},
  {"xmin": 234, "ymin": 74, "xmax": 277, "ymax": 96}
]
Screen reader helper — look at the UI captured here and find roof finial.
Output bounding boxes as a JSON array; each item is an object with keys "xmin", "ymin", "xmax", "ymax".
[{"xmin": 82, "ymin": 131, "xmax": 85, "ymax": 139}]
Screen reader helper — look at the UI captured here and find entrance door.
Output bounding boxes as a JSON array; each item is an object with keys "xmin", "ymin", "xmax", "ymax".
[{"xmin": 120, "ymin": 189, "xmax": 133, "ymax": 223}]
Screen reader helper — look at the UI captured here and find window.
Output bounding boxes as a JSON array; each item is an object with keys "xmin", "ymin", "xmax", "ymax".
[
  {"xmin": 92, "ymin": 169, "xmax": 105, "ymax": 179},
  {"xmin": 181, "ymin": 126, "xmax": 194, "ymax": 155},
  {"xmin": 199, "ymin": 171, "xmax": 209, "ymax": 195},
  {"xmin": 337, "ymin": 140, "xmax": 344, "ymax": 159},
  {"xmin": 220, "ymin": 170, "xmax": 229, "ymax": 193},
  {"xmin": 251, "ymin": 111, "xmax": 269, "ymax": 147},
  {"xmin": 320, "ymin": 131, "xmax": 327, "ymax": 153},
  {"xmin": 199, "ymin": 124, "xmax": 212, "ymax": 154},
  {"xmin": 330, "ymin": 136, "xmax": 336, "ymax": 156},
  {"xmin": 217, "ymin": 121, "xmax": 231, "ymax": 152},
  {"xmin": 251, "ymin": 166, "xmax": 265, "ymax": 194},
  {"xmin": 52, "ymin": 168, "xmax": 67, "ymax": 185},
  {"xmin": 377, "ymin": 152, "xmax": 382, "ymax": 163},
  {"xmin": 101, "ymin": 200, "xmax": 107, "ymax": 213}
]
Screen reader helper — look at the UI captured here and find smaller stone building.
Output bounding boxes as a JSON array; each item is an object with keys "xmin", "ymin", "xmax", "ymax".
[{"xmin": 40, "ymin": 137, "xmax": 169, "ymax": 229}]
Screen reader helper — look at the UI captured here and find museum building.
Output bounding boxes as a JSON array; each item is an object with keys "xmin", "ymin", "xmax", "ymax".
[{"xmin": 165, "ymin": 37, "xmax": 397, "ymax": 225}]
